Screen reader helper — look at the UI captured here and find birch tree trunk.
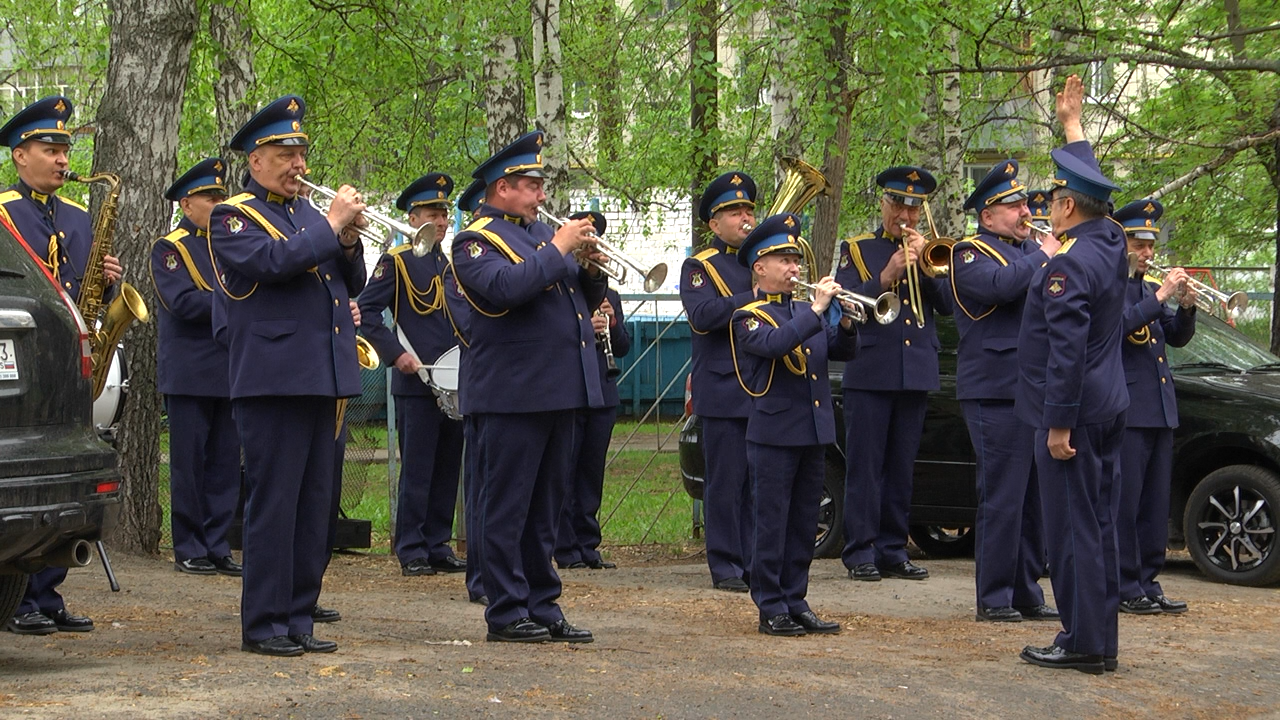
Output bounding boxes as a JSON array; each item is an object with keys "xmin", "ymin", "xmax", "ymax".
[
  {"xmin": 93, "ymin": 0, "xmax": 198, "ymax": 553},
  {"xmin": 935, "ymin": 26, "xmax": 966, "ymax": 239},
  {"xmin": 209, "ymin": 0, "xmax": 255, "ymax": 193},
  {"xmin": 532, "ymin": 0, "xmax": 569, "ymax": 217},
  {"xmin": 482, "ymin": 28, "xmax": 527, "ymax": 155}
]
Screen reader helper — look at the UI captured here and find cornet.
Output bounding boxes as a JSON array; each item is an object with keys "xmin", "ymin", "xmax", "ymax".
[
  {"xmin": 789, "ymin": 277, "xmax": 901, "ymax": 325},
  {"xmin": 1131, "ymin": 253, "xmax": 1249, "ymax": 319},
  {"xmin": 536, "ymin": 207, "xmax": 669, "ymax": 292},
  {"xmin": 296, "ymin": 175, "xmax": 436, "ymax": 257}
]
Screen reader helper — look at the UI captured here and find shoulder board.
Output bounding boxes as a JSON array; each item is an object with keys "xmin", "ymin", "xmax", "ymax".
[
  {"xmin": 740, "ymin": 299, "xmax": 770, "ymax": 312},
  {"xmin": 1058, "ymin": 237, "xmax": 1077, "ymax": 255},
  {"xmin": 1143, "ymin": 274, "xmax": 1161, "ymax": 285},
  {"xmin": 389, "ymin": 244, "xmax": 413, "ymax": 256},
  {"xmin": 156, "ymin": 227, "xmax": 191, "ymax": 246},
  {"xmin": 56, "ymin": 195, "xmax": 87, "ymax": 212},
  {"xmin": 464, "ymin": 216, "xmax": 494, "ymax": 233},
  {"xmin": 0, "ymin": 190, "xmax": 22, "ymax": 204},
  {"xmin": 965, "ymin": 237, "xmax": 1010, "ymax": 266},
  {"xmin": 692, "ymin": 248, "xmax": 721, "ymax": 262},
  {"xmin": 224, "ymin": 192, "xmax": 255, "ymax": 207},
  {"xmin": 846, "ymin": 232, "xmax": 876, "ymax": 244}
]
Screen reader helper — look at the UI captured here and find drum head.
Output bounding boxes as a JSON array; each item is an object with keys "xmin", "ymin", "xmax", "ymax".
[
  {"xmin": 92, "ymin": 351, "xmax": 125, "ymax": 429},
  {"xmin": 429, "ymin": 345, "xmax": 461, "ymax": 392}
]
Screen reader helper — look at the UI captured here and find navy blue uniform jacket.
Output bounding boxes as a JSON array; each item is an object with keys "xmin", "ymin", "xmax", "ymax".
[
  {"xmin": 0, "ymin": 181, "xmax": 93, "ymax": 299},
  {"xmin": 731, "ymin": 293, "xmax": 859, "ymax": 446},
  {"xmin": 450, "ymin": 205, "xmax": 606, "ymax": 414},
  {"xmin": 1121, "ymin": 277, "xmax": 1195, "ymax": 428},
  {"xmin": 835, "ymin": 227, "xmax": 954, "ymax": 392},
  {"xmin": 681, "ymin": 238, "xmax": 754, "ymax": 418},
  {"xmin": 209, "ymin": 179, "xmax": 366, "ymax": 399},
  {"xmin": 151, "ymin": 216, "xmax": 230, "ymax": 397}
]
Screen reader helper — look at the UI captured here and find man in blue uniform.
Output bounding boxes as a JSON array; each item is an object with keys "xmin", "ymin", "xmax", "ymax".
[
  {"xmin": 451, "ymin": 131, "xmax": 605, "ymax": 643},
  {"xmin": 1, "ymin": 95, "xmax": 119, "ymax": 635},
  {"xmin": 151, "ymin": 158, "xmax": 241, "ymax": 578},
  {"xmin": 835, "ymin": 166, "xmax": 953, "ymax": 582},
  {"xmin": 731, "ymin": 213, "xmax": 858, "ymax": 636},
  {"xmin": 1016, "ymin": 75, "xmax": 1129, "ymax": 675},
  {"xmin": 1113, "ymin": 197, "xmax": 1195, "ymax": 616},
  {"xmin": 359, "ymin": 172, "xmax": 468, "ymax": 577},
  {"xmin": 556, "ymin": 211, "xmax": 631, "ymax": 571},
  {"xmin": 1026, "ymin": 189, "xmax": 1053, "ymax": 236},
  {"xmin": 680, "ymin": 171, "xmax": 757, "ymax": 592},
  {"xmin": 210, "ymin": 95, "xmax": 366, "ymax": 657},
  {"xmin": 950, "ymin": 160, "xmax": 1061, "ymax": 623}
]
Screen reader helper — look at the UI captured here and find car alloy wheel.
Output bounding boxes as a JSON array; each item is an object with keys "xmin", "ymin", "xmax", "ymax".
[{"xmin": 1185, "ymin": 464, "xmax": 1280, "ymax": 587}]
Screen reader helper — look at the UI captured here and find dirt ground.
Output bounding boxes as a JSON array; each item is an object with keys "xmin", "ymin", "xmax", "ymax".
[{"xmin": 2, "ymin": 546, "xmax": 1278, "ymax": 719}]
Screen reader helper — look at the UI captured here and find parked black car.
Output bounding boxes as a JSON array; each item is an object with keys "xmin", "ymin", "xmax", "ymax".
[
  {"xmin": 0, "ymin": 219, "xmax": 122, "ymax": 620},
  {"xmin": 680, "ymin": 312, "xmax": 1280, "ymax": 587}
]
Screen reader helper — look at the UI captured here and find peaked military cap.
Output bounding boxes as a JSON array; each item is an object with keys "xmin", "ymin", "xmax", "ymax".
[
  {"xmin": 738, "ymin": 213, "xmax": 803, "ymax": 267},
  {"xmin": 698, "ymin": 171, "xmax": 757, "ymax": 224},
  {"xmin": 457, "ymin": 178, "xmax": 485, "ymax": 214},
  {"xmin": 165, "ymin": 157, "xmax": 229, "ymax": 201},
  {"xmin": 229, "ymin": 95, "xmax": 308, "ymax": 153},
  {"xmin": 1026, "ymin": 189, "xmax": 1052, "ymax": 221},
  {"xmin": 964, "ymin": 159, "xmax": 1027, "ymax": 212},
  {"xmin": 472, "ymin": 130, "xmax": 546, "ymax": 187},
  {"xmin": 876, "ymin": 166, "xmax": 936, "ymax": 207},
  {"xmin": 1113, "ymin": 198, "xmax": 1163, "ymax": 241},
  {"xmin": 396, "ymin": 172, "xmax": 454, "ymax": 212},
  {"xmin": 0, "ymin": 95, "xmax": 74, "ymax": 148},
  {"xmin": 569, "ymin": 210, "xmax": 607, "ymax": 237},
  {"xmin": 1050, "ymin": 141, "xmax": 1119, "ymax": 201}
]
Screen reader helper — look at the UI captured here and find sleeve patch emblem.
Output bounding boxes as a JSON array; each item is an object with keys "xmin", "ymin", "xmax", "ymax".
[
  {"xmin": 1047, "ymin": 273, "xmax": 1067, "ymax": 297},
  {"xmin": 743, "ymin": 316, "xmax": 760, "ymax": 332},
  {"xmin": 466, "ymin": 241, "xmax": 485, "ymax": 259},
  {"xmin": 961, "ymin": 249, "xmax": 975, "ymax": 264},
  {"xmin": 839, "ymin": 253, "xmax": 850, "ymax": 269},
  {"xmin": 224, "ymin": 214, "xmax": 246, "ymax": 234},
  {"xmin": 163, "ymin": 251, "xmax": 179, "ymax": 272},
  {"xmin": 689, "ymin": 271, "xmax": 706, "ymax": 288},
  {"xmin": 373, "ymin": 263, "xmax": 387, "ymax": 280}
]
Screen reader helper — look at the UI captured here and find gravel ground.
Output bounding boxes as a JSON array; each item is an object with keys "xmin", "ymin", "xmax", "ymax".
[{"xmin": 2, "ymin": 548, "xmax": 1277, "ymax": 719}]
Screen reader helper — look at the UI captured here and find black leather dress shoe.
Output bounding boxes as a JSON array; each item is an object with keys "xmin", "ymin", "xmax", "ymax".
[
  {"xmin": 1150, "ymin": 595, "xmax": 1188, "ymax": 614},
  {"xmin": 1013, "ymin": 604, "xmax": 1060, "ymax": 621},
  {"xmin": 561, "ymin": 561, "xmax": 589, "ymax": 569},
  {"xmin": 210, "ymin": 555, "xmax": 243, "ymax": 577},
  {"xmin": 48, "ymin": 608, "xmax": 93, "ymax": 632},
  {"xmin": 759, "ymin": 614, "xmax": 806, "ymax": 636},
  {"xmin": 242, "ymin": 635, "xmax": 305, "ymax": 657},
  {"xmin": 713, "ymin": 577, "xmax": 749, "ymax": 592},
  {"xmin": 429, "ymin": 556, "xmax": 467, "ymax": 573},
  {"xmin": 585, "ymin": 559, "xmax": 617, "ymax": 569},
  {"xmin": 288, "ymin": 633, "xmax": 338, "ymax": 653},
  {"xmin": 401, "ymin": 558, "xmax": 437, "ymax": 576},
  {"xmin": 1019, "ymin": 644, "xmax": 1105, "ymax": 675},
  {"xmin": 175, "ymin": 558, "xmax": 217, "ymax": 575},
  {"xmin": 976, "ymin": 606, "xmax": 1022, "ymax": 622},
  {"xmin": 547, "ymin": 619, "xmax": 594, "ymax": 643},
  {"xmin": 880, "ymin": 560, "xmax": 929, "ymax": 580},
  {"xmin": 312, "ymin": 605, "xmax": 341, "ymax": 623},
  {"xmin": 792, "ymin": 610, "xmax": 841, "ymax": 634},
  {"xmin": 1119, "ymin": 596, "xmax": 1163, "ymax": 615},
  {"xmin": 5, "ymin": 611, "xmax": 57, "ymax": 635},
  {"xmin": 486, "ymin": 618, "xmax": 550, "ymax": 643},
  {"xmin": 848, "ymin": 563, "xmax": 881, "ymax": 581},
  {"xmin": 1104, "ymin": 656, "xmax": 1118, "ymax": 672}
]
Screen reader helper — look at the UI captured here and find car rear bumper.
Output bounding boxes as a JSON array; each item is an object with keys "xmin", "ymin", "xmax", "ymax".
[{"xmin": 0, "ymin": 466, "xmax": 122, "ymax": 571}]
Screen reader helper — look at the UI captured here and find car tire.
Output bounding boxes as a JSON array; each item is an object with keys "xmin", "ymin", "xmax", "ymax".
[
  {"xmin": 813, "ymin": 456, "xmax": 845, "ymax": 559},
  {"xmin": 0, "ymin": 573, "xmax": 28, "ymax": 621},
  {"xmin": 1184, "ymin": 464, "xmax": 1280, "ymax": 587},
  {"xmin": 909, "ymin": 525, "xmax": 976, "ymax": 558}
]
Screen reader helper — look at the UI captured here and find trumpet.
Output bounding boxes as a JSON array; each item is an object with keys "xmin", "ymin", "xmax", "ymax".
[
  {"xmin": 536, "ymin": 207, "xmax": 669, "ymax": 292},
  {"xmin": 1023, "ymin": 219, "xmax": 1056, "ymax": 239},
  {"xmin": 295, "ymin": 175, "xmax": 436, "ymax": 257},
  {"xmin": 1132, "ymin": 254, "xmax": 1249, "ymax": 319},
  {"xmin": 789, "ymin": 277, "xmax": 901, "ymax": 325}
]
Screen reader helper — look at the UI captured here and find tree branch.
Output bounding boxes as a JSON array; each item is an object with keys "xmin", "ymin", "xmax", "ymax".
[{"xmin": 1150, "ymin": 128, "xmax": 1280, "ymax": 199}]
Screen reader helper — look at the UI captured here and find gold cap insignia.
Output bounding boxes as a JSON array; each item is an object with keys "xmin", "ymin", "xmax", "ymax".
[
  {"xmin": 784, "ymin": 216, "xmax": 795, "ymax": 227},
  {"xmin": 1145, "ymin": 219, "xmax": 1154, "ymax": 227},
  {"xmin": 535, "ymin": 135, "xmax": 543, "ymax": 146},
  {"xmin": 906, "ymin": 171, "xmax": 920, "ymax": 182},
  {"xmin": 735, "ymin": 191, "xmax": 743, "ymax": 199},
  {"xmin": 906, "ymin": 185, "xmax": 914, "ymax": 193},
  {"xmin": 215, "ymin": 176, "xmax": 223, "ymax": 184},
  {"xmin": 56, "ymin": 120, "xmax": 64, "ymax": 130},
  {"xmin": 436, "ymin": 176, "xmax": 447, "ymax": 186},
  {"xmin": 730, "ymin": 175, "xmax": 743, "ymax": 186},
  {"xmin": 1034, "ymin": 193, "xmax": 1045, "ymax": 203},
  {"xmin": 1005, "ymin": 163, "xmax": 1014, "ymax": 175},
  {"xmin": 54, "ymin": 99, "xmax": 66, "ymax": 113},
  {"xmin": 291, "ymin": 121, "xmax": 300, "ymax": 131},
  {"xmin": 287, "ymin": 99, "xmax": 300, "ymax": 114},
  {"xmin": 214, "ymin": 161, "xmax": 223, "ymax": 171},
  {"xmin": 1144, "ymin": 202, "xmax": 1156, "ymax": 214}
]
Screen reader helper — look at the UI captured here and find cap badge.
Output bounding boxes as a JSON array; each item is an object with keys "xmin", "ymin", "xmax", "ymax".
[
  {"xmin": 287, "ymin": 99, "xmax": 300, "ymax": 114},
  {"xmin": 214, "ymin": 161, "xmax": 223, "ymax": 171},
  {"xmin": 54, "ymin": 99, "xmax": 66, "ymax": 113},
  {"xmin": 730, "ymin": 175, "xmax": 742, "ymax": 186},
  {"xmin": 784, "ymin": 216, "xmax": 795, "ymax": 227},
  {"xmin": 436, "ymin": 176, "xmax": 447, "ymax": 186},
  {"xmin": 1005, "ymin": 163, "xmax": 1014, "ymax": 175},
  {"xmin": 1144, "ymin": 202, "xmax": 1156, "ymax": 214},
  {"xmin": 906, "ymin": 171, "xmax": 920, "ymax": 182},
  {"xmin": 291, "ymin": 121, "xmax": 300, "ymax": 131}
]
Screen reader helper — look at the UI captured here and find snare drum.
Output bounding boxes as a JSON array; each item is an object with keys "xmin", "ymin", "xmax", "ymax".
[
  {"xmin": 92, "ymin": 348, "xmax": 127, "ymax": 431},
  {"xmin": 428, "ymin": 345, "xmax": 462, "ymax": 420}
]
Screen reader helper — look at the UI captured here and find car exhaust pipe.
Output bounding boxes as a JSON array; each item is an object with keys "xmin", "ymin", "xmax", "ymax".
[{"xmin": 47, "ymin": 539, "xmax": 94, "ymax": 568}]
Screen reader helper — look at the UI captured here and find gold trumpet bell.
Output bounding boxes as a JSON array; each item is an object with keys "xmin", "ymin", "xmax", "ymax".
[{"xmin": 356, "ymin": 336, "xmax": 380, "ymax": 370}]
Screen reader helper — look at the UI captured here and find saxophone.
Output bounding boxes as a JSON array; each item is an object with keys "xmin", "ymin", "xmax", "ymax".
[{"xmin": 63, "ymin": 170, "xmax": 150, "ymax": 400}]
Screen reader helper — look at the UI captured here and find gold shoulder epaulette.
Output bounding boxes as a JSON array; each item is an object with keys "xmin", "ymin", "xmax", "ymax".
[
  {"xmin": 224, "ymin": 192, "xmax": 255, "ymax": 207},
  {"xmin": 692, "ymin": 247, "xmax": 721, "ymax": 262},
  {"xmin": 464, "ymin": 216, "xmax": 493, "ymax": 233},
  {"xmin": 0, "ymin": 190, "xmax": 21, "ymax": 204},
  {"xmin": 56, "ymin": 195, "xmax": 87, "ymax": 212},
  {"xmin": 389, "ymin": 244, "xmax": 413, "ymax": 256},
  {"xmin": 740, "ymin": 299, "xmax": 770, "ymax": 313},
  {"xmin": 155, "ymin": 227, "xmax": 190, "ymax": 246},
  {"xmin": 1058, "ymin": 237, "xmax": 1077, "ymax": 255},
  {"xmin": 847, "ymin": 232, "xmax": 876, "ymax": 244}
]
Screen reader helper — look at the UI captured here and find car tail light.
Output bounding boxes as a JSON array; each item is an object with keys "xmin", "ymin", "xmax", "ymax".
[
  {"xmin": 95, "ymin": 481, "xmax": 121, "ymax": 494},
  {"xmin": 684, "ymin": 374, "xmax": 693, "ymax": 417},
  {"xmin": 1, "ymin": 214, "xmax": 93, "ymax": 377}
]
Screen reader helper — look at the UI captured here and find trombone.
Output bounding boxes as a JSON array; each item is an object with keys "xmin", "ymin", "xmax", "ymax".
[
  {"xmin": 295, "ymin": 175, "xmax": 436, "ymax": 257},
  {"xmin": 790, "ymin": 277, "xmax": 901, "ymax": 325},
  {"xmin": 918, "ymin": 200, "xmax": 957, "ymax": 279},
  {"xmin": 536, "ymin": 207, "xmax": 669, "ymax": 292},
  {"xmin": 1132, "ymin": 254, "xmax": 1249, "ymax": 319},
  {"xmin": 896, "ymin": 221, "xmax": 926, "ymax": 325}
]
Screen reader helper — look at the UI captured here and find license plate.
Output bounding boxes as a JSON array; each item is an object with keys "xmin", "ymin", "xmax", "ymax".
[{"xmin": 0, "ymin": 338, "xmax": 17, "ymax": 380}]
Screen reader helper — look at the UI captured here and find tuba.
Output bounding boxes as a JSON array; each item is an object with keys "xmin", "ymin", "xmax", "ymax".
[
  {"xmin": 766, "ymin": 157, "xmax": 830, "ymax": 298},
  {"xmin": 63, "ymin": 170, "xmax": 149, "ymax": 400}
]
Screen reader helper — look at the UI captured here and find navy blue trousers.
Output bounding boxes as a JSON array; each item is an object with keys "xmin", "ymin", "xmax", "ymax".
[
  {"xmin": 1035, "ymin": 413, "xmax": 1124, "ymax": 657},
  {"xmin": 701, "ymin": 416, "xmax": 753, "ymax": 583},
  {"xmin": 1118, "ymin": 426, "xmax": 1174, "ymax": 601},
  {"xmin": 17, "ymin": 567, "xmax": 66, "ymax": 615},
  {"xmin": 393, "ymin": 395, "xmax": 464, "ymax": 564},
  {"xmin": 234, "ymin": 396, "xmax": 338, "ymax": 642},
  {"xmin": 463, "ymin": 416, "xmax": 485, "ymax": 602},
  {"xmin": 555, "ymin": 406, "xmax": 617, "ymax": 566},
  {"xmin": 748, "ymin": 442, "xmax": 824, "ymax": 620},
  {"xmin": 166, "ymin": 394, "xmax": 240, "ymax": 563},
  {"xmin": 962, "ymin": 400, "xmax": 1046, "ymax": 609},
  {"xmin": 475, "ymin": 410, "xmax": 575, "ymax": 631},
  {"xmin": 842, "ymin": 390, "xmax": 928, "ymax": 568}
]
